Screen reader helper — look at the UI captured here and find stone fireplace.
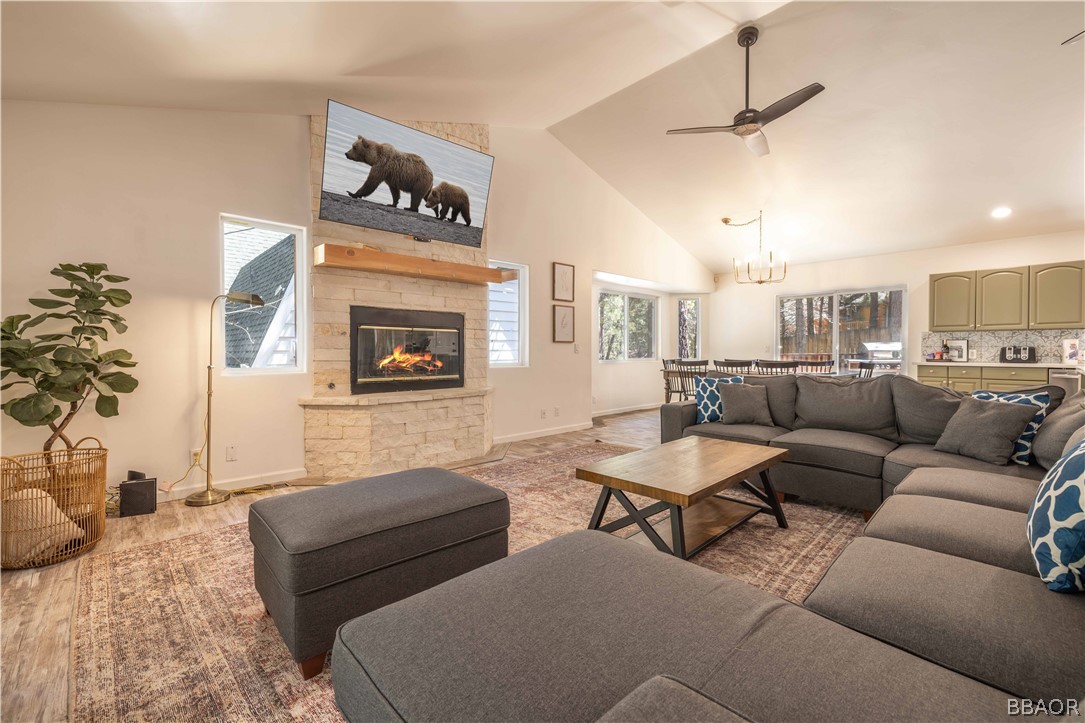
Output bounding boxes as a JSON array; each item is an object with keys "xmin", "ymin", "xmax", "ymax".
[{"xmin": 299, "ymin": 116, "xmax": 493, "ymax": 480}]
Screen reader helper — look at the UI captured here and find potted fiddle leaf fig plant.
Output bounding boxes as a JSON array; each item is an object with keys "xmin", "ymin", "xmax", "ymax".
[{"xmin": 1, "ymin": 262, "xmax": 139, "ymax": 450}]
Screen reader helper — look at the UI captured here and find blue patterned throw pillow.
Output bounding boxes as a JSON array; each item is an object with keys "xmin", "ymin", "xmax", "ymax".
[
  {"xmin": 972, "ymin": 390, "xmax": 1050, "ymax": 465},
  {"xmin": 1027, "ymin": 438, "xmax": 1085, "ymax": 593},
  {"xmin": 694, "ymin": 376, "xmax": 742, "ymax": 424}
]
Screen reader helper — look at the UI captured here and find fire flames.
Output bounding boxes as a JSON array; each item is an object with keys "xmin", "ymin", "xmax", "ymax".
[{"xmin": 377, "ymin": 345, "xmax": 445, "ymax": 375}]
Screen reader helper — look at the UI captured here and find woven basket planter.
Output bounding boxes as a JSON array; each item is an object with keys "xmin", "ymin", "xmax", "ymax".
[{"xmin": 1, "ymin": 437, "xmax": 108, "ymax": 569}]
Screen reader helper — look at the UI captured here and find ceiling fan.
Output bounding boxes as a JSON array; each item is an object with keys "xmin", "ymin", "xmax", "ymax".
[{"xmin": 666, "ymin": 26, "xmax": 824, "ymax": 157}]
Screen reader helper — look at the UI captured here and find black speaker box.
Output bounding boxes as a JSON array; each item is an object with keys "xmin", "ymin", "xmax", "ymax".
[{"xmin": 120, "ymin": 473, "xmax": 157, "ymax": 517}]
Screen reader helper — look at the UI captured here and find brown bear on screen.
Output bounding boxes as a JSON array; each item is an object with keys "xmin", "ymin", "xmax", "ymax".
[
  {"xmin": 424, "ymin": 181, "xmax": 472, "ymax": 226},
  {"xmin": 345, "ymin": 136, "xmax": 434, "ymax": 213}
]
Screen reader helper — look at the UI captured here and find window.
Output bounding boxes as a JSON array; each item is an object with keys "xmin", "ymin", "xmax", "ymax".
[
  {"xmin": 221, "ymin": 215, "xmax": 306, "ymax": 372},
  {"xmin": 777, "ymin": 288, "xmax": 906, "ymax": 374},
  {"xmin": 677, "ymin": 298, "xmax": 700, "ymax": 359},
  {"xmin": 598, "ymin": 291, "xmax": 658, "ymax": 361},
  {"xmin": 488, "ymin": 261, "xmax": 528, "ymax": 366}
]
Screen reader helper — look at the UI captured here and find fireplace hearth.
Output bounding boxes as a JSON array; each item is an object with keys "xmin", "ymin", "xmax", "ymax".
[{"xmin": 350, "ymin": 306, "xmax": 465, "ymax": 394}]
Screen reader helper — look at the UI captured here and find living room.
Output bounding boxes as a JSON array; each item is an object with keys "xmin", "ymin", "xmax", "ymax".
[{"xmin": 1, "ymin": 1, "xmax": 1083, "ymax": 721}]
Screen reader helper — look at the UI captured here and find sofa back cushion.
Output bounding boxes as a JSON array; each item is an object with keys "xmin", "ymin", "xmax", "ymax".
[
  {"xmin": 891, "ymin": 375, "xmax": 965, "ymax": 444},
  {"xmin": 793, "ymin": 375, "xmax": 897, "ymax": 441},
  {"xmin": 741, "ymin": 374, "xmax": 798, "ymax": 429},
  {"xmin": 1033, "ymin": 390, "xmax": 1085, "ymax": 469}
]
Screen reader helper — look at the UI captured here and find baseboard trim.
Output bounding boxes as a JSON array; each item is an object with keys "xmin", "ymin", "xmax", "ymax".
[
  {"xmin": 493, "ymin": 421, "xmax": 594, "ymax": 444},
  {"xmin": 158, "ymin": 467, "xmax": 308, "ymax": 504},
  {"xmin": 592, "ymin": 402, "xmax": 659, "ymax": 417}
]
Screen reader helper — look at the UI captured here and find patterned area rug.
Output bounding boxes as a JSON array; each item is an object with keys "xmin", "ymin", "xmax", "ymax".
[{"xmin": 71, "ymin": 442, "xmax": 863, "ymax": 721}]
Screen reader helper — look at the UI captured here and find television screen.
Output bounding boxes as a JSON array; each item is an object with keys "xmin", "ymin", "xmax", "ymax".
[{"xmin": 319, "ymin": 100, "xmax": 494, "ymax": 248}]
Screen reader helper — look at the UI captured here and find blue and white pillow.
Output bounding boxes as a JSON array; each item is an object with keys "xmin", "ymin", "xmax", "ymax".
[
  {"xmin": 972, "ymin": 390, "xmax": 1051, "ymax": 465},
  {"xmin": 1027, "ymin": 437, "xmax": 1085, "ymax": 593},
  {"xmin": 694, "ymin": 376, "xmax": 742, "ymax": 424}
]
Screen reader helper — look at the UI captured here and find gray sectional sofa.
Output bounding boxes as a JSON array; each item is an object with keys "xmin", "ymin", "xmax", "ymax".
[
  {"xmin": 661, "ymin": 374, "xmax": 1069, "ymax": 513},
  {"xmin": 329, "ymin": 425, "xmax": 1085, "ymax": 721}
]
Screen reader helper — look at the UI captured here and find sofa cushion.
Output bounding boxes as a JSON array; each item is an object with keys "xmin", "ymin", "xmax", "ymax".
[
  {"xmin": 597, "ymin": 676, "xmax": 750, "ymax": 723},
  {"xmin": 892, "ymin": 467, "xmax": 1040, "ymax": 513},
  {"xmin": 972, "ymin": 389, "xmax": 1051, "ymax": 465},
  {"xmin": 694, "ymin": 375, "xmax": 742, "ymax": 424},
  {"xmin": 891, "ymin": 376, "xmax": 965, "ymax": 444},
  {"xmin": 793, "ymin": 375, "xmax": 897, "ymax": 441},
  {"xmin": 770, "ymin": 428, "xmax": 897, "ymax": 478},
  {"xmin": 683, "ymin": 423, "xmax": 790, "ymax": 445},
  {"xmin": 866, "ymin": 494, "xmax": 1036, "ymax": 576},
  {"xmin": 741, "ymin": 374, "xmax": 798, "ymax": 429},
  {"xmin": 934, "ymin": 396, "xmax": 1039, "ymax": 465},
  {"xmin": 804, "ymin": 537, "xmax": 1085, "ymax": 701},
  {"xmin": 1027, "ymin": 438, "xmax": 1085, "ymax": 593},
  {"xmin": 883, "ymin": 444, "xmax": 1046, "ymax": 487},
  {"xmin": 1033, "ymin": 390, "xmax": 1085, "ymax": 469},
  {"xmin": 718, "ymin": 383, "xmax": 774, "ymax": 426}
]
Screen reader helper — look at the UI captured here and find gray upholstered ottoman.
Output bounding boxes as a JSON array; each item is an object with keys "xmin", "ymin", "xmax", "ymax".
[{"xmin": 248, "ymin": 467, "xmax": 509, "ymax": 679}]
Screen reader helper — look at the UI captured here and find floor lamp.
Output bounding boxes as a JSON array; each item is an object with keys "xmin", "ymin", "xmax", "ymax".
[{"xmin": 186, "ymin": 291, "xmax": 265, "ymax": 507}]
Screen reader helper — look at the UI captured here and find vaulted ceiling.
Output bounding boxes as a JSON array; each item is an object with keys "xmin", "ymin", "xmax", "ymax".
[{"xmin": 3, "ymin": 1, "xmax": 1082, "ymax": 270}]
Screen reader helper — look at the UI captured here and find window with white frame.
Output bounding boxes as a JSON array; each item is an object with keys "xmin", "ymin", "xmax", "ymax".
[
  {"xmin": 221, "ymin": 216, "xmax": 307, "ymax": 372},
  {"xmin": 777, "ymin": 287, "xmax": 906, "ymax": 373},
  {"xmin": 488, "ymin": 261, "xmax": 529, "ymax": 366},
  {"xmin": 677, "ymin": 298, "xmax": 700, "ymax": 358},
  {"xmin": 598, "ymin": 291, "xmax": 658, "ymax": 361}
]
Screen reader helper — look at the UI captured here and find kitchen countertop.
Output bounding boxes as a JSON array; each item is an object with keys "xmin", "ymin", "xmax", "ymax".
[{"xmin": 912, "ymin": 360, "xmax": 1080, "ymax": 369}]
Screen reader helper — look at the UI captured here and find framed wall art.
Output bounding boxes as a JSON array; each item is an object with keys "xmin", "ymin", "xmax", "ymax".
[
  {"xmin": 553, "ymin": 304, "xmax": 575, "ymax": 343},
  {"xmin": 552, "ymin": 262, "xmax": 574, "ymax": 302}
]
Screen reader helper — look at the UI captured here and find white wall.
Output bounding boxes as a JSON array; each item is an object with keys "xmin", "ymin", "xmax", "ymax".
[
  {"xmin": 1, "ymin": 101, "xmax": 312, "ymax": 497},
  {"xmin": 708, "ymin": 230, "xmax": 1085, "ymax": 368},
  {"xmin": 486, "ymin": 127, "xmax": 713, "ymax": 441}
]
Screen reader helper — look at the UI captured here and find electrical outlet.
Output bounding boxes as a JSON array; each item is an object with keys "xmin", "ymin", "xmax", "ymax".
[
  {"xmin": 190, "ymin": 449, "xmax": 201, "ymax": 465},
  {"xmin": 968, "ymin": 349, "xmax": 977, "ymax": 360},
  {"xmin": 553, "ymin": 407, "xmax": 560, "ymax": 418},
  {"xmin": 540, "ymin": 409, "xmax": 547, "ymax": 419},
  {"xmin": 226, "ymin": 445, "xmax": 238, "ymax": 462},
  {"xmin": 573, "ymin": 344, "xmax": 580, "ymax": 354}
]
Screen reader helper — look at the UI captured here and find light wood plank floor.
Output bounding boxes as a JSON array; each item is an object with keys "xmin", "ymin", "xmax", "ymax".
[{"xmin": 0, "ymin": 409, "xmax": 659, "ymax": 723}]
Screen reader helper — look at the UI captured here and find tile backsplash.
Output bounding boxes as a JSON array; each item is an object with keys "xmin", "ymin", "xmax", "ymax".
[{"xmin": 921, "ymin": 329, "xmax": 1083, "ymax": 364}]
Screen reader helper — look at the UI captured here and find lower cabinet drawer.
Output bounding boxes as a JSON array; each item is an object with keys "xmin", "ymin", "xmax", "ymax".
[
  {"xmin": 917, "ymin": 365, "xmax": 949, "ymax": 379},
  {"xmin": 981, "ymin": 366, "xmax": 1050, "ymax": 384}
]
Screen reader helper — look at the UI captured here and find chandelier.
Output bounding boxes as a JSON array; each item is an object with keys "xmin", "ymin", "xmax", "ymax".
[{"xmin": 723, "ymin": 210, "xmax": 787, "ymax": 285}]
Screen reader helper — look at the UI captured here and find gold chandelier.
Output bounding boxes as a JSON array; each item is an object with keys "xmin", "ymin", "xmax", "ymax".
[{"xmin": 723, "ymin": 210, "xmax": 787, "ymax": 285}]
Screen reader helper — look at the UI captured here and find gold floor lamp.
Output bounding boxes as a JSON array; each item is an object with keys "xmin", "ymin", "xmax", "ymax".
[{"xmin": 186, "ymin": 291, "xmax": 265, "ymax": 507}]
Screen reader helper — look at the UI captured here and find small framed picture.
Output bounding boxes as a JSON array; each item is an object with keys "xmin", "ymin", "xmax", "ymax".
[
  {"xmin": 553, "ymin": 304, "xmax": 575, "ymax": 343},
  {"xmin": 945, "ymin": 339, "xmax": 968, "ymax": 362},
  {"xmin": 552, "ymin": 262, "xmax": 575, "ymax": 302}
]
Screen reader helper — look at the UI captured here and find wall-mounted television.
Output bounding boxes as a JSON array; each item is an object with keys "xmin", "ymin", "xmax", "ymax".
[{"xmin": 319, "ymin": 100, "xmax": 494, "ymax": 248}]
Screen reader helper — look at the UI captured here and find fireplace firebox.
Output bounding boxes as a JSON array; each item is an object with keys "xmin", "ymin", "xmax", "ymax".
[{"xmin": 350, "ymin": 306, "xmax": 465, "ymax": 394}]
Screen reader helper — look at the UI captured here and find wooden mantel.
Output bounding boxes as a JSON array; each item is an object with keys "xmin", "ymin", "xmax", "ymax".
[{"xmin": 313, "ymin": 243, "xmax": 516, "ymax": 285}]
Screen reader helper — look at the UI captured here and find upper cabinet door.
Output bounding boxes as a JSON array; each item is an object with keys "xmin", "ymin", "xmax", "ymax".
[
  {"xmin": 929, "ymin": 271, "xmax": 976, "ymax": 331},
  {"xmin": 976, "ymin": 266, "xmax": 1029, "ymax": 330},
  {"xmin": 1030, "ymin": 261, "xmax": 1085, "ymax": 329}
]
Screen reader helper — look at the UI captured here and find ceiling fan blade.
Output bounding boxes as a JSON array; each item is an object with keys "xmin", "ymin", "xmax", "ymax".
[
  {"xmin": 742, "ymin": 130, "xmax": 769, "ymax": 157},
  {"xmin": 665, "ymin": 125, "xmax": 738, "ymax": 135},
  {"xmin": 755, "ymin": 83, "xmax": 825, "ymax": 126}
]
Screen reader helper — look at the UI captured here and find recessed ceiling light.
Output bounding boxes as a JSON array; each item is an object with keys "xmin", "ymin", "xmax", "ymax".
[{"xmin": 991, "ymin": 206, "xmax": 1012, "ymax": 219}]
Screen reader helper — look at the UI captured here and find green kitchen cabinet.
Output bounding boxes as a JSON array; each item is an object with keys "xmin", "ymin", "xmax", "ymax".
[
  {"xmin": 1030, "ymin": 260, "xmax": 1085, "ymax": 329},
  {"xmin": 929, "ymin": 271, "xmax": 976, "ymax": 331},
  {"xmin": 976, "ymin": 266, "xmax": 1029, "ymax": 330}
]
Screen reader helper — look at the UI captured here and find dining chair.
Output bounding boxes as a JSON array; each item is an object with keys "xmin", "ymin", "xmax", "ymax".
[
  {"xmin": 857, "ymin": 361, "xmax": 876, "ymax": 378},
  {"xmin": 796, "ymin": 359, "xmax": 835, "ymax": 374},
  {"xmin": 673, "ymin": 359, "xmax": 708, "ymax": 400},
  {"xmin": 753, "ymin": 360, "xmax": 799, "ymax": 375},
  {"xmin": 713, "ymin": 359, "xmax": 754, "ymax": 375}
]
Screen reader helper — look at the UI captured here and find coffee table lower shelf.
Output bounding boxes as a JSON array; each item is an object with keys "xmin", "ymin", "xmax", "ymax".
[{"xmin": 626, "ymin": 495, "xmax": 762, "ymax": 557}]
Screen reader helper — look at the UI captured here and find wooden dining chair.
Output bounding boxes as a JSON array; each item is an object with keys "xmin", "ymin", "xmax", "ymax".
[
  {"xmin": 857, "ymin": 361, "xmax": 876, "ymax": 378},
  {"xmin": 753, "ymin": 360, "xmax": 799, "ymax": 375},
  {"xmin": 673, "ymin": 360, "xmax": 708, "ymax": 400},
  {"xmin": 713, "ymin": 359, "xmax": 754, "ymax": 375},
  {"xmin": 796, "ymin": 359, "xmax": 835, "ymax": 374}
]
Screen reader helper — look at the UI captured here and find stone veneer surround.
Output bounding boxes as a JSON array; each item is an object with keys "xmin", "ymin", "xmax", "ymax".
[{"xmin": 300, "ymin": 116, "xmax": 493, "ymax": 480}]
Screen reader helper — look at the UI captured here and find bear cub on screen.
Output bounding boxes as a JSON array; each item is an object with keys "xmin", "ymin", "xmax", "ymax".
[
  {"xmin": 424, "ymin": 181, "xmax": 472, "ymax": 226},
  {"xmin": 345, "ymin": 136, "xmax": 434, "ymax": 213}
]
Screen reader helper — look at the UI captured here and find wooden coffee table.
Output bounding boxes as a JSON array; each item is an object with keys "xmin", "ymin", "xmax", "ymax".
[{"xmin": 576, "ymin": 436, "xmax": 789, "ymax": 559}]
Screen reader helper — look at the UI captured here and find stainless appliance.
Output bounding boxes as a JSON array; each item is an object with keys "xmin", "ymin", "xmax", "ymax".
[{"xmin": 1049, "ymin": 368, "xmax": 1082, "ymax": 395}]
